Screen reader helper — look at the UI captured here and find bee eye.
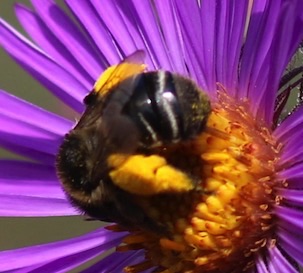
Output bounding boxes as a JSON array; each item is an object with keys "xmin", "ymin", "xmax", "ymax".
[{"xmin": 84, "ymin": 91, "xmax": 98, "ymax": 106}]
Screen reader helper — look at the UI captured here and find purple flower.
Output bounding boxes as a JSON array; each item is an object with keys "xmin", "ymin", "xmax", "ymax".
[{"xmin": 1, "ymin": 0, "xmax": 303, "ymax": 272}]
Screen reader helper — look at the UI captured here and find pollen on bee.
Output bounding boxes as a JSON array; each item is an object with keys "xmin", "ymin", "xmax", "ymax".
[
  {"xmin": 93, "ymin": 62, "xmax": 146, "ymax": 96},
  {"xmin": 107, "ymin": 154, "xmax": 196, "ymax": 195}
]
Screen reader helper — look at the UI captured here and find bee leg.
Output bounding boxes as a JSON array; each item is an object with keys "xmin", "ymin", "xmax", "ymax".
[{"xmin": 113, "ymin": 188, "xmax": 170, "ymax": 237}]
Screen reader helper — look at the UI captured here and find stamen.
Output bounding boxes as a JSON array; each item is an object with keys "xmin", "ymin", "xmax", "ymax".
[{"xmin": 124, "ymin": 261, "xmax": 154, "ymax": 273}]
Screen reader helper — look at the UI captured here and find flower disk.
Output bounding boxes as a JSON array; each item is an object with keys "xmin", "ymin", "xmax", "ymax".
[{"xmin": 118, "ymin": 90, "xmax": 281, "ymax": 273}]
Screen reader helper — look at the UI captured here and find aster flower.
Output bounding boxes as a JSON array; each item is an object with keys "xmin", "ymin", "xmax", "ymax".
[{"xmin": 1, "ymin": 0, "xmax": 303, "ymax": 272}]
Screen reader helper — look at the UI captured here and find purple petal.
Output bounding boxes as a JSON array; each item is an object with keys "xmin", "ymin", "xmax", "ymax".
[
  {"xmin": 0, "ymin": 141, "xmax": 54, "ymax": 165},
  {"xmin": 83, "ymin": 250, "xmax": 145, "ymax": 273},
  {"xmin": 90, "ymin": 0, "xmax": 154, "ymax": 69},
  {"xmin": 277, "ymin": 228, "xmax": 303, "ymax": 265},
  {"xmin": 274, "ymin": 107, "xmax": 303, "ymax": 168},
  {"xmin": 263, "ymin": 0, "xmax": 303, "ymax": 123},
  {"xmin": 0, "ymin": 195, "xmax": 76, "ymax": 217},
  {"xmin": 117, "ymin": 0, "xmax": 172, "ymax": 70},
  {"xmin": 0, "ymin": 228, "xmax": 124, "ymax": 271},
  {"xmin": 17, "ymin": 245, "xmax": 109, "ymax": 273},
  {"xmin": 174, "ymin": 0, "xmax": 249, "ymax": 96},
  {"xmin": 214, "ymin": 0, "xmax": 248, "ymax": 95},
  {"xmin": 275, "ymin": 206, "xmax": 303, "ymax": 235},
  {"xmin": 276, "ymin": 138, "xmax": 303, "ymax": 171},
  {"xmin": 0, "ymin": 19, "xmax": 86, "ymax": 112},
  {"xmin": 173, "ymin": 0, "xmax": 205, "ymax": 88},
  {"xmin": 73, "ymin": 0, "xmax": 168, "ymax": 69},
  {"xmin": 14, "ymin": 3, "xmax": 94, "ymax": 89},
  {"xmin": 239, "ymin": 0, "xmax": 303, "ymax": 124},
  {"xmin": 198, "ymin": 0, "xmax": 219, "ymax": 92},
  {"xmin": 0, "ymin": 161, "xmax": 75, "ymax": 217},
  {"xmin": 277, "ymin": 188, "xmax": 303, "ymax": 207},
  {"xmin": 274, "ymin": 106, "xmax": 303, "ymax": 143},
  {"xmin": 0, "ymin": 90, "xmax": 71, "ymax": 135},
  {"xmin": 154, "ymin": 0, "xmax": 187, "ymax": 74},
  {"xmin": 30, "ymin": 0, "xmax": 104, "ymax": 79},
  {"xmin": 278, "ymin": 143, "xmax": 303, "ymax": 171},
  {"xmin": 255, "ymin": 255, "xmax": 269, "ymax": 273},
  {"xmin": 267, "ymin": 259, "xmax": 276, "ymax": 273},
  {"xmin": 64, "ymin": 0, "xmax": 120, "ymax": 66},
  {"xmin": 0, "ymin": 89, "xmax": 72, "ymax": 162},
  {"xmin": 238, "ymin": 1, "xmax": 281, "ymax": 119},
  {"xmin": 277, "ymin": 163, "xmax": 303, "ymax": 189},
  {"xmin": 0, "ymin": 160, "xmax": 64, "ymax": 199},
  {"xmin": 268, "ymin": 246, "xmax": 298, "ymax": 273}
]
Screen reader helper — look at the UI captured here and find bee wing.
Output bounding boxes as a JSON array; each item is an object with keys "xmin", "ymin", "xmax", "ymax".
[
  {"xmin": 91, "ymin": 50, "xmax": 146, "ymax": 100},
  {"xmin": 75, "ymin": 50, "xmax": 146, "ymax": 129}
]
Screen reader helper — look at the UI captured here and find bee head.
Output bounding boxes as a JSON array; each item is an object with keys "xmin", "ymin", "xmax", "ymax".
[{"xmin": 56, "ymin": 132, "xmax": 98, "ymax": 195}]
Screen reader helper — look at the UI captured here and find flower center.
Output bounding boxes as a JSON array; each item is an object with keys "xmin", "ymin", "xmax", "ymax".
[{"xmin": 111, "ymin": 91, "xmax": 281, "ymax": 273}]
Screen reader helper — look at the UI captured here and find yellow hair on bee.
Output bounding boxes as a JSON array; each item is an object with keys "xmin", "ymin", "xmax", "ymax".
[
  {"xmin": 94, "ymin": 63, "xmax": 146, "ymax": 97},
  {"xmin": 108, "ymin": 154, "xmax": 194, "ymax": 195}
]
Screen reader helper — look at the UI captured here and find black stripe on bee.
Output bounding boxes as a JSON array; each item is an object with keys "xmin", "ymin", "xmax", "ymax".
[
  {"xmin": 120, "ymin": 71, "xmax": 210, "ymax": 147},
  {"xmin": 120, "ymin": 71, "xmax": 180, "ymax": 147}
]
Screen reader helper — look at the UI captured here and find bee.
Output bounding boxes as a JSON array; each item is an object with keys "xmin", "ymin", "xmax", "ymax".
[{"xmin": 56, "ymin": 50, "xmax": 211, "ymax": 233}]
